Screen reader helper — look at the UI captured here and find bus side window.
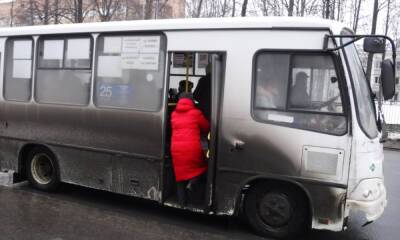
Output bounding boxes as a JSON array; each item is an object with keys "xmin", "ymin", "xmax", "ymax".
[
  {"xmin": 35, "ymin": 36, "xmax": 92, "ymax": 105},
  {"xmin": 253, "ymin": 53, "xmax": 289, "ymax": 110},
  {"xmin": 94, "ymin": 34, "xmax": 166, "ymax": 111},
  {"xmin": 4, "ymin": 38, "xmax": 33, "ymax": 102},
  {"xmin": 253, "ymin": 52, "xmax": 346, "ymax": 135},
  {"xmin": 288, "ymin": 55, "xmax": 343, "ymax": 114}
]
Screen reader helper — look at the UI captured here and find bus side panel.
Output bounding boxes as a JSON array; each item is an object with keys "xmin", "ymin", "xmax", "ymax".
[
  {"xmin": 304, "ymin": 184, "xmax": 346, "ymax": 230},
  {"xmin": 0, "ymin": 137, "xmax": 21, "ymax": 172},
  {"xmin": 0, "ymin": 101, "xmax": 163, "ymax": 200},
  {"xmin": 214, "ymin": 172, "xmax": 346, "ymax": 231},
  {"xmin": 208, "ymin": 30, "xmax": 351, "ymax": 232},
  {"xmin": 54, "ymin": 146, "xmax": 113, "ymax": 191},
  {"xmin": 113, "ymin": 156, "xmax": 161, "ymax": 200},
  {"xmin": 54, "ymin": 148, "xmax": 161, "ymax": 200}
]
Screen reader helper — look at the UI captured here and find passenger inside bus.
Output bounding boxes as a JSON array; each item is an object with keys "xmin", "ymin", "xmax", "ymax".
[
  {"xmin": 255, "ymin": 76, "xmax": 280, "ymax": 109},
  {"xmin": 193, "ymin": 64, "xmax": 211, "ymax": 121},
  {"xmin": 289, "ymin": 71, "xmax": 311, "ymax": 108},
  {"xmin": 170, "ymin": 92, "xmax": 210, "ymax": 206},
  {"xmin": 169, "ymin": 80, "xmax": 194, "ymax": 104}
]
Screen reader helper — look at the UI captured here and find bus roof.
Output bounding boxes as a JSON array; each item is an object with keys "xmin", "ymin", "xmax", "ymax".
[{"xmin": 0, "ymin": 17, "xmax": 348, "ymax": 37}]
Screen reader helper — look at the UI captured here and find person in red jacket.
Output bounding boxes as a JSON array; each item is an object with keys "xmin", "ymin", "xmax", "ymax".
[{"xmin": 171, "ymin": 92, "xmax": 210, "ymax": 206}]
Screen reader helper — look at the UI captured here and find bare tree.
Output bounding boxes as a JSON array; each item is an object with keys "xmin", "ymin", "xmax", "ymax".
[
  {"xmin": 43, "ymin": 0, "xmax": 50, "ymax": 24},
  {"xmin": 16, "ymin": 0, "xmax": 53, "ymax": 25},
  {"xmin": 336, "ymin": 0, "xmax": 341, "ymax": 20},
  {"xmin": 260, "ymin": 0, "xmax": 269, "ymax": 16},
  {"xmin": 288, "ymin": 0, "xmax": 294, "ymax": 16},
  {"xmin": 196, "ymin": 0, "xmax": 204, "ymax": 17},
  {"xmin": 144, "ymin": 0, "xmax": 154, "ymax": 19},
  {"xmin": 221, "ymin": 0, "xmax": 229, "ymax": 16},
  {"xmin": 365, "ymin": 0, "xmax": 379, "ymax": 82},
  {"xmin": 53, "ymin": 0, "xmax": 60, "ymax": 24},
  {"xmin": 241, "ymin": 0, "xmax": 248, "ymax": 16},
  {"xmin": 93, "ymin": 0, "xmax": 123, "ymax": 21},
  {"xmin": 72, "ymin": 0, "xmax": 84, "ymax": 23},
  {"xmin": 300, "ymin": 0, "xmax": 306, "ymax": 16},
  {"xmin": 28, "ymin": 0, "xmax": 35, "ymax": 25},
  {"xmin": 10, "ymin": 0, "xmax": 15, "ymax": 27},
  {"xmin": 352, "ymin": 0, "xmax": 363, "ymax": 32},
  {"xmin": 381, "ymin": 0, "xmax": 391, "ymax": 60},
  {"xmin": 324, "ymin": 0, "xmax": 330, "ymax": 18}
]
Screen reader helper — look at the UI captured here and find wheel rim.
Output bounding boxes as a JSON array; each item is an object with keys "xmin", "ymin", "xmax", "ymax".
[
  {"xmin": 31, "ymin": 153, "xmax": 54, "ymax": 185},
  {"xmin": 257, "ymin": 192, "xmax": 292, "ymax": 227}
]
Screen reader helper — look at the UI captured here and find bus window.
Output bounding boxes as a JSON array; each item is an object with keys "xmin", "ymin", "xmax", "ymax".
[
  {"xmin": 254, "ymin": 53, "xmax": 289, "ymax": 110},
  {"xmin": 253, "ymin": 52, "xmax": 346, "ymax": 135},
  {"xmin": 35, "ymin": 36, "xmax": 92, "ymax": 105},
  {"xmin": 4, "ymin": 38, "xmax": 33, "ymax": 102},
  {"xmin": 289, "ymin": 55, "xmax": 343, "ymax": 114},
  {"xmin": 94, "ymin": 34, "xmax": 166, "ymax": 111}
]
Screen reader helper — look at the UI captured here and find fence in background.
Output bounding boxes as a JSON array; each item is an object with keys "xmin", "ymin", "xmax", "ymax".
[{"xmin": 381, "ymin": 102, "xmax": 400, "ymax": 139}]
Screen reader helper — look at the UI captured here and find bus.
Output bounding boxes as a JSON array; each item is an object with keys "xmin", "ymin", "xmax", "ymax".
[{"xmin": 0, "ymin": 17, "xmax": 395, "ymax": 239}]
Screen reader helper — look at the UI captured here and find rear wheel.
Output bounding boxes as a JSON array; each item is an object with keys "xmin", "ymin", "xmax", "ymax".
[
  {"xmin": 244, "ymin": 182, "xmax": 309, "ymax": 239},
  {"xmin": 26, "ymin": 147, "xmax": 60, "ymax": 191}
]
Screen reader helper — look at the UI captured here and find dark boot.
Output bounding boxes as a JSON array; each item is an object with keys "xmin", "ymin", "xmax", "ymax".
[{"xmin": 176, "ymin": 182, "xmax": 187, "ymax": 207}]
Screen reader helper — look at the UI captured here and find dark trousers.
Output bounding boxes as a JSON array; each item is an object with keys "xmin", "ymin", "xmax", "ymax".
[{"xmin": 176, "ymin": 173, "xmax": 206, "ymax": 207}]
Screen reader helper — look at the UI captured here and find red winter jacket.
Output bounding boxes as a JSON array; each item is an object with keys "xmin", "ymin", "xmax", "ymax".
[{"xmin": 171, "ymin": 98, "xmax": 210, "ymax": 182}]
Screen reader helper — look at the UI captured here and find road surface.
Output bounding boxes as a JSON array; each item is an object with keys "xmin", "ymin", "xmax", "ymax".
[{"xmin": 0, "ymin": 150, "xmax": 399, "ymax": 240}]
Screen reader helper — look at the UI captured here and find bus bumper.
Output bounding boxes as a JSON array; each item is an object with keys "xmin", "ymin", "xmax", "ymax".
[{"xmin": 346, "ymin": 178, "xmax": 387, "ymax": 222}]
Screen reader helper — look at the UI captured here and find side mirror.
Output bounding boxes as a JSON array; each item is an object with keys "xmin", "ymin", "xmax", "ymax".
[
  {"xmin": 364, "ymin": 37, "xmax": 385, "ymax": 53},
  {"xmin": 381, "ymin": 59, "xmax": 395, "ymax": 100}
]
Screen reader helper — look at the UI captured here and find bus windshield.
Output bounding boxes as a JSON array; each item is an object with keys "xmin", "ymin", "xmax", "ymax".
[{"xmin": 342, "ymin": 38, "xmax": 378, "ymax": 139}]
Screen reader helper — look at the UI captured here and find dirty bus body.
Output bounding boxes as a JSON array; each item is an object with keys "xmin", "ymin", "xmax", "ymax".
[{"xmin": 0, "ymin": 18, "xmax": 391, "ymax": 239}]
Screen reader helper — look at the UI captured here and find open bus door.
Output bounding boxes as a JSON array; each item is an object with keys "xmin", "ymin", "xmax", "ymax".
[
  {"xmin": 162, "ymin": 52, "xmax": 225, "ymax": 212},
  {"xmin": 205, "ymin": 53, "xmax": 225, "ymax": 211}
]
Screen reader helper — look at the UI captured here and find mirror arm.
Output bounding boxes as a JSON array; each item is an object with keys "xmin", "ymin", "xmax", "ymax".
[
  {"xmin": 323, "ymin": 35, "xmax": 362, "ymax": 51},
  {"xmin": 324, "ymin": 34, "xmax": 397, "ymax": 74}
]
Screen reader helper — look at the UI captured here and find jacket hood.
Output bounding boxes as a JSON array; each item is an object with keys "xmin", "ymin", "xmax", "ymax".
[{"xmin": 175, "ymin": 98, "xmax": 195, "ymax": 112}]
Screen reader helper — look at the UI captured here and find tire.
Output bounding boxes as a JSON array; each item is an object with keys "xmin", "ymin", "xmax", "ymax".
[
  {"xmin": 244, "ymin": 182, "xmax": 309, "ymax": 239},
  {"xmin": 26, "ymin": 147, "xmax": 60, "ymax": 191}
]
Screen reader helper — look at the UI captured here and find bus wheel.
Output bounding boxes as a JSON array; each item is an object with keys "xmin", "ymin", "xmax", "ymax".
[
  {"xmin": 26, "ymin": 148, "xmax": 60, "ymax": 191},
  {"xmin": 244, "ymin": 183, "xmax": 308, "ymax": 239}
]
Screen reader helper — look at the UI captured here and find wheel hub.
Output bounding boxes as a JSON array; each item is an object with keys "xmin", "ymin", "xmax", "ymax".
[
  {"xmin": 258, "ymin": 192, "xmax": 292, "ymax": 227},
  {"xmin": 31, "ymin": 153, "xmax": 54, "ymax": 185}
]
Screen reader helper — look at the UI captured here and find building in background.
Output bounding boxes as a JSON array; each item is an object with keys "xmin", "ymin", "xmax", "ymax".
[
  {"xmin": 0, "ymin": 0, "xmax": 13, "ymax": 26},
  {"xmin": 0, "ymin": 0, "xmax": 185, "ymax": 27}
]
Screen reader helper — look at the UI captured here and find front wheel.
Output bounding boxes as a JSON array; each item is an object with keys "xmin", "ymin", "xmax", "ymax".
[
  {"xmin": 244, "ymin": 183, "xmax": 309, "ymax": 239},
  {"xmin": 26, "ymin": 147, "xmax": 60, "ymax": 191}
]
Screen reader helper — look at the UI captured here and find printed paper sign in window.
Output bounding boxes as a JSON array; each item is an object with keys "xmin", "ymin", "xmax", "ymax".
[
  {"xmin": 138, "ymin": 54, "xmax": 159, "ymax": 70},
  {"xmin": 104, "ymin": 37, "xmax": 122, "ymax": 54},
  {"xmin": 173, "ymin": 52, "xmax": 193, "ymax": 68},
  {"xmin": 120, "ymin": 36, "xmax": 160, "ymax": 71},
  {"xmin": 198, "ymin": 53, "xmax": 209, "ymax": 68},
  {"xmin": 140, "ymin": 36, "xmax": 160, "ymax": 53},
  {"xmin": 121, "ymin": 53, "xmax": 140, "ymax": 69},
  {"xmin": 122, "ymin": 37, "xmax": 141, "ymax": 53}
]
